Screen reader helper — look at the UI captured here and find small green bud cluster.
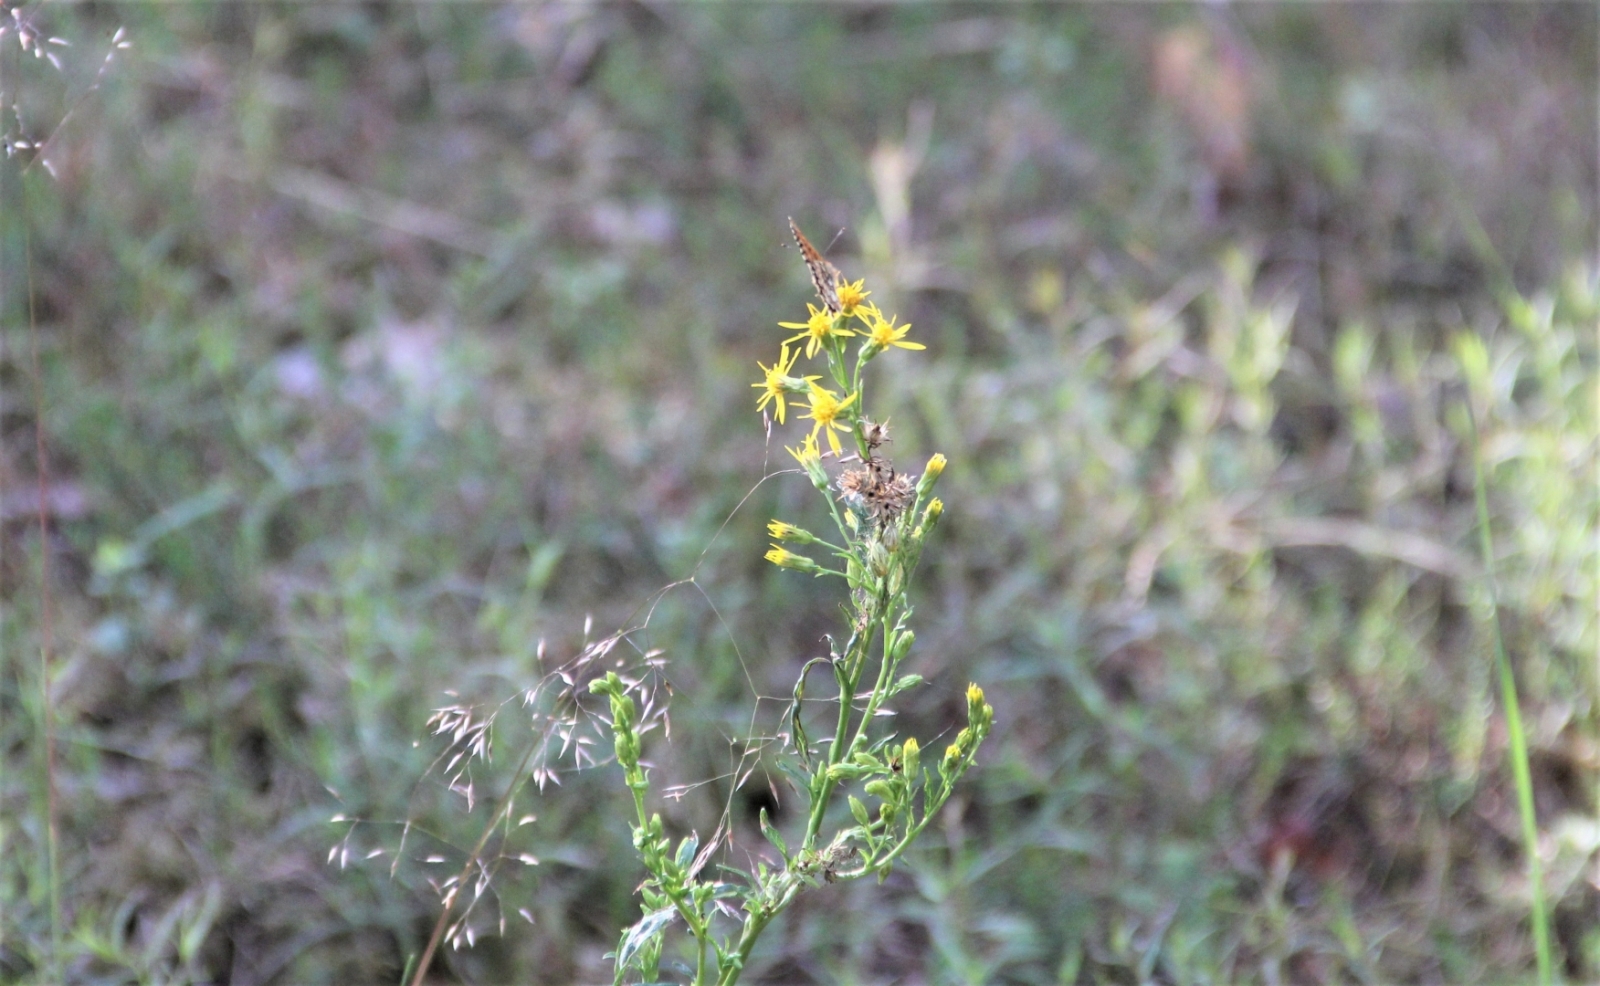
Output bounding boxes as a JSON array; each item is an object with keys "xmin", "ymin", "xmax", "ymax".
[{"xmin": 589, "ymin": 672, "xmax": 644, "ymax": 787}]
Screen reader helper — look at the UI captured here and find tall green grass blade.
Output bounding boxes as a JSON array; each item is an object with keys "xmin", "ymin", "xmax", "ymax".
[{"xmin": 1460, "ymin": 337, "xmax": 1554, "ymax": 986}]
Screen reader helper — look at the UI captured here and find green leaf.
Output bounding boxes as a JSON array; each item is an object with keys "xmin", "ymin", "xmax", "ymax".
[
  {"xmin": 758, "ymin": 807, "xmax": 788, "ymax": 860},
  {"xmin": 675, "ymin": 835, "xmax": 698, "ymax": 871},
  {"xmin": 615, "ymin": 907, "xmax": 676, "ymax": 979}
]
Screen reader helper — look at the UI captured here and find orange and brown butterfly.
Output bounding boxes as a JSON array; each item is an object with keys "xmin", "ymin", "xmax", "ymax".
[{"xmin": 788, "ymin": 217, "xmax": 844, "ymax": 315}]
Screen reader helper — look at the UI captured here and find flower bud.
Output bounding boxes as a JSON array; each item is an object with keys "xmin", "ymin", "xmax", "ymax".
[
  {"xmin": 767, "ymin": 519, "xmax": 817, "ymax": 545},
  {"xmin": 916, "ymin": 454, "xmax": 947, "ymax": 498},
  {"xmin": 826, "ymin": 762, "xmax": 869, "ymax": 783},
  {"xmin": 867, "ymin": 538, "xmax": 890, "ymax": 578},
  {"xmin": 765, "ymin": 545, "xmax": 822, "ymax": 575},
  {"xmin": 887, "ymin": 672, "xmax": 923, "ymax": 697},
  {"xmin": 614, "ymin": 730, "xmax": 638, "ymax": 769},
  {"xmin": 901, "ymin": 737, "xmax": 920, "ymax": 779},
  {"xmin": 849, "ymin": 795, "xmax": 871, "ymax": 826},
  {"xmin": 966, "ymin": 682, "xmax": 994, "ymax": 735},
  {"xmin": 845, "ymin": 557, "xmax": 866, "ymax": 590},
  {"xmin": 941, "ymin": 743, "xmax": 962, "ymax": 777},
  {"xmin": 611, "ymin": 691, "xmax": 636, "ymax": 732},
  {"xmin": 891, "ymin": 630, "xmax": 915, "ymax": 662}
]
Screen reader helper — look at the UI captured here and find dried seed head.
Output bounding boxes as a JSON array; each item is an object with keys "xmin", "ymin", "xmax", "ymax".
[{"xmin": 837, "ymin": 452, "xmax": 915, "ymax": 527}]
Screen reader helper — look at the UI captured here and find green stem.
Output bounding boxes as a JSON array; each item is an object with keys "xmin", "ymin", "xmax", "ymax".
[
  {"xmin": 1465, "ymin": 397, "xmax": 1552, "ymax": 986},
  {"xmin": 804, "ymin": 633, "xmax": 866, "ymax": 850},
  {"xmin": 717, "ymin": 877, "xmax": 804, "ymax": 986},
  {"xmin": 852, "ymin": 612, "xmax": 900, "ymax": 737}
]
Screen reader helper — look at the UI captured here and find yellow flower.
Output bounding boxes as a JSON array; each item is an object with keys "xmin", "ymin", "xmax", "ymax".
[
  {"xmin": 861, "ymin": 307, "xmax": 924, "ymax": 355},
  {"xmin": 800, "ymin": 382, "xmax": 859, "ymax": 455},
  {"xmin": 768, "ymin": 519, "xmax": 819, "ymax": 545},
  {"xmin": 786, "ymin": 431, "xmax": 829, "ymax": 490},
  {"xmin": 786, "ymin": 431, "xmax": 821, "ymax": 467},
  {"xmin": 836, "ymin": 277, "xmax": 871, "ymax": 317},
  {"xmin": 769, "ymin": 520, "xmax": 800, "ymax": 541},
  {"xmin": 764, "ymin": 545, "xmax": 821, "ymax": 574},
  {"xmin": 780, "ymin": 303, "xmax": 855, "ymax": 359},
  {"xmin": 750, "ymin": 344, "xmax": 815, "ymax": 424}
]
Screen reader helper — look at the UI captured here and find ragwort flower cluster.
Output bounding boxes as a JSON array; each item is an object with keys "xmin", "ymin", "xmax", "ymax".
[
  {"xmin": 601, "ymin": 224, "xmax": 992, "ymax": 986},
  {"xmin": 594, "ymin": 220, "xmax": 994, "ymax": 986}
]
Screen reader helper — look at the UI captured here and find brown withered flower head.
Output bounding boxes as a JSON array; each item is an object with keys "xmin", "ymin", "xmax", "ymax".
[
  {"xmin": 837, "ymin": 451, "xmax": 914, "ymax": 527},
  {"xmin": 860, "ymin": 417, "xmax": 892, "ymax": 451}
]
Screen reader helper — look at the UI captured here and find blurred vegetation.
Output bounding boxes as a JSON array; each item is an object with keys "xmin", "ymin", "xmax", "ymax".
[{"xmin": 1, "ymin": 4, "xmax": 1595, "ymax": 984}]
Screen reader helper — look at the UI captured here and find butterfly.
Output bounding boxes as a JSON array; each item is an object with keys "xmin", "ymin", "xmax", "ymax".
[{"xmin": 788, "ymin": 217, "xmax": 844, "ymax": 314}]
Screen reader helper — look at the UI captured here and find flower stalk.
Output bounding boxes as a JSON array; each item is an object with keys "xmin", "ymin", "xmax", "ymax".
[{"xmin": 599, "ymin": 221, "xmax": 993, "ymax": 985}]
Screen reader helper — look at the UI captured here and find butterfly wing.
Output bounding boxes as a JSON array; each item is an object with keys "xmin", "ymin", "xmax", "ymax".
[{"xmin": 788, "ymin": 217, "xmax": 843, "ymax": 314}]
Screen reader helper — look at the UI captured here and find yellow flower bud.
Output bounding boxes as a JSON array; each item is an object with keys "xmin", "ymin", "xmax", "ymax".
[
  {"xmin": 901, "ymin": 737, "xmax": 920, "ymax": 779},
  {"xmin": 941, "ymin": 743, "xmax": 963, "ymax": 778},
  {"xmin": 916, "ymin": 454, "xmax": 947, "ymax": 497},
  {"xmin": 765, "ymin": 545, "xmax": 822, "ymax": 574},
  {"xmin": 767, "ymin": 520, "xmax": 817, "ymax": 544}
]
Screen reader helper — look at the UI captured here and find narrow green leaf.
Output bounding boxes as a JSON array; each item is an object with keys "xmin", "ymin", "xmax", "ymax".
[
  {"xmin": 759, "ymin": 808, "xmax": 788, "ymax": 860},
  {"xmin": 615, "ymin": 907, "xmax": 676, "ymax": 977}
]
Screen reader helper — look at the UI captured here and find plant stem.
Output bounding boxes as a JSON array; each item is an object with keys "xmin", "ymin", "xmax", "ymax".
[
  {"xmin": 407, "ymin": 737, "xmax": 543, "ymax": 986},
  {"xmin": 717, "ymin": 881, "xmax": 800, "ymax": 986},
  {"xmin": 805, "ymin": 631, "xmax": 866, "ymax": 850},
  {"xmin": 1465, "ymin": 397, "xmax": 1552, "ymax": 986},
  {"xmin": 23, "ymin": 225, "xmax": 63, "ymax": 985},
  {"xmin": 853, "ymin": 612, "xmax": 899, "ymax": 731}
]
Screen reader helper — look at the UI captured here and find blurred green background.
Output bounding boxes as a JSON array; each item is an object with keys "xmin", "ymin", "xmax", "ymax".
[{"xmin": 2, "ymin": 4, "xmax": 1595, "ymax": 984}]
